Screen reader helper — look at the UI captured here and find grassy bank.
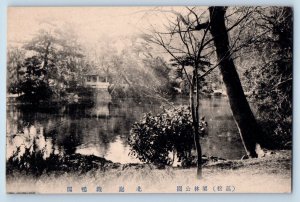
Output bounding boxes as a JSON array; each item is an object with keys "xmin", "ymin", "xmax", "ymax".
[{"xmin": 6, "ymin": 150, "xmax": 291, "ymax": 193}]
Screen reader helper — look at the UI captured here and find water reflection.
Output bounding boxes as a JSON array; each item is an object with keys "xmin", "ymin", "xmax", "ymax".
[
  {"xmin": 6, "ymin": 97, "xmax": 246, "ymax": 165},
  {"xmin": 6, "ymin": 124, "xmax": 54, "ymax": 160}
]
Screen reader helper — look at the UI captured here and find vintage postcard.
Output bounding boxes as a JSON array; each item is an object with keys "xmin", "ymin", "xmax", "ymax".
[{"xmin": 6, "ymin": 6, "xmax": 292, "ymax": 193}]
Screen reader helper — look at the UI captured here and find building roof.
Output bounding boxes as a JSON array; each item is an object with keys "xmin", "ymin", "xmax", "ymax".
[{"xmin": 84, "ymin": 68, "xmax": 107, "ymax": 76}]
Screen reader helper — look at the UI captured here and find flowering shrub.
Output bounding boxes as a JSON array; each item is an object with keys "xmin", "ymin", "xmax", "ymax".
[{"xmin": 128, "ymin": 105, "xmax": 207, "ymax": 167}]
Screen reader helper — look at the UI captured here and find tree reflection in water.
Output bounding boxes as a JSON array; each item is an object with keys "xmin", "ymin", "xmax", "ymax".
[{"xmin": 6, "ymin": 97, "xmax": 246, "ymax": 174}]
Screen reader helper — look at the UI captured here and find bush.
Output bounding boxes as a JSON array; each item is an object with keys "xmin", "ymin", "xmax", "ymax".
[
  {"xmin": 257, "ymin": 119, "xmax": 292, "ymax": 149},
  {"xmin": 6, "ymin": 138, "xmax": 117, "ymax": 176},
  {"xmin": 128, "ymin": 106, "xmax": 206, "ymax": 167}
]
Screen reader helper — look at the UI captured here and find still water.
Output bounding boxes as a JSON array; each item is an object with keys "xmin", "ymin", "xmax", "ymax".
[{"xmin": 6, "ymin": 96, "xmax": 246, "ymax": 164}]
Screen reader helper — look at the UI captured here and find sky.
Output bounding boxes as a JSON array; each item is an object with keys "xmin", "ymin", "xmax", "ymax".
[
  {"xmin": 7, "ymin": 7, "xmax": 193, "ymax": 49},
  {"xmin": 7, "ymin": 6, "xmax": 211, "ymax": 64}
]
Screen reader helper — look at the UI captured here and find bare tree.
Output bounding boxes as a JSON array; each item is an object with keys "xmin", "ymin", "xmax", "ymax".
[
  {"xmin": 144, "ymin": 6, "xmax": 268, "ymax": 177},
  {"xmin": 144, "ymin": 7, "xmax": 217, "ymax": 178}
]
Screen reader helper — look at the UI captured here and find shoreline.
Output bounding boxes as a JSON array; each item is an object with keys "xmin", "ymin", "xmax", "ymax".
[{"xmin": 6, "ymin": 150, "xmax": 292, "ymax": 193}]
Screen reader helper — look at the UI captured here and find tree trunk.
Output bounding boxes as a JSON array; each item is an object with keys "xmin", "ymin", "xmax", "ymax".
[
  {"xmin": 209, "ymin": 6, "xmax": 261, "ymax": 158},
  {"xmin": 43, "ymin": 41, "xmax": 51, "ymax": 85},
  {"xmin": 190, "ymin": 72, "xmax": 202, "ymax": 179}
]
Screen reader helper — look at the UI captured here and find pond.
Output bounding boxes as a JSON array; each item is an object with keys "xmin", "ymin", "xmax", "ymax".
[{"xmin": 6, "ymin": 96, "xmax": 246, "ymax": 165}]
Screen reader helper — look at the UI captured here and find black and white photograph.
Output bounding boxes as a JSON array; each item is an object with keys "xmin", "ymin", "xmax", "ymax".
[{"xmin": 6, "ymin": 6, "xmax": 292, "ymax": 193}]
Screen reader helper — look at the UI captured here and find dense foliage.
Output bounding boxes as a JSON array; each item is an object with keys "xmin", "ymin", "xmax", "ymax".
[
  {"xmin": 7, "ymin": 28, "xmax": 89, "ymax": 103},
  {"xmin": 128, "ymin": 106, "xmax": 207, "ymax": 167},
  {"xmin": 240, "ymin": 7, "xmax": 293, "ymax": 149},
  {"xmin": 16, "ymin": 56, "xmax": 53, "ymax": 103}
]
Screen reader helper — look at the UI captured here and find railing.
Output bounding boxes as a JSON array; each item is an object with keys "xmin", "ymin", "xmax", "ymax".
[{"xmin": 85, "ymin": 82, "xmax": 110, "ymax": 89}]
